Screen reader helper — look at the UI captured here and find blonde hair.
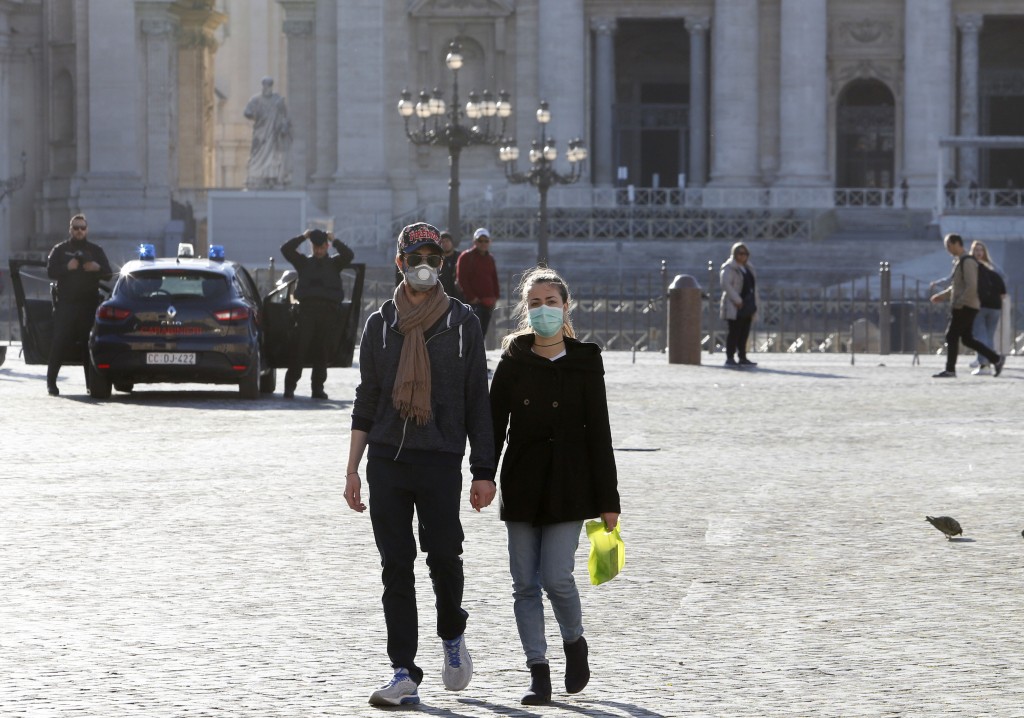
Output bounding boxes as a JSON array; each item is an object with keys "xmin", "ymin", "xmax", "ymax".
[
  {"xmin": 730, "ymin": 242, "xmax": 749, "ymax": 260},
  {"xmin": 501, "ymin": 266, "xmax": 577, "ymax": 350},
  {"xmin": 969, "ymin": 239, "xmax": 992, "ymax": 267}
]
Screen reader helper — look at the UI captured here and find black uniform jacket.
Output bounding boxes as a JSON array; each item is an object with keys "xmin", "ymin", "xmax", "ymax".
[
  {"xmin": 281, "ymin": 236, "xmax": 354, "ymax": 302},
  {"xmin": 490, "ymin": 334, "xmax": 620, "ymax": 525},
  {"xmin": 46, "ymin": 239, "xmax": 113, "ymax": 305}
]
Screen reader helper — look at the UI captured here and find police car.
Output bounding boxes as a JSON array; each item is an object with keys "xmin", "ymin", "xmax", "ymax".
[{"xmin": 9, "ymin": 244, "xmax": 365, "ymax": 399}]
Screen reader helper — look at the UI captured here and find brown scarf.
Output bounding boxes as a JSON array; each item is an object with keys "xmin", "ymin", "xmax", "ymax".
[{"xmin": 392, "ymin": 282, "xmax": 450, "ymax": 425}]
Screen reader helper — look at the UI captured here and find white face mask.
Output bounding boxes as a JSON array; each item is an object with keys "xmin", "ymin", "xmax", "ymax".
[
  {"xmin": 405, "ymin": 264, "xmax": 439, "ymax": 292},
  {"xmin": 528, "ymin": 305, "xmax": 565, "ymax": 337}
]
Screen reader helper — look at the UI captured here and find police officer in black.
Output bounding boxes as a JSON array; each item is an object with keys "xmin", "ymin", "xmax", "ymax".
[
  {"xmin": 281, "ymin": 229, "xmax": 354, "ymax": 399},
  {"xmin": 45, "ymin": 214, "xmax": 112, "ymax": 396}
]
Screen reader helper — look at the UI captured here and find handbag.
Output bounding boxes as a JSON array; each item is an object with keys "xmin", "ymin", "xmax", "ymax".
[{"xmin": 586, "ymin": 519, "xmax": 625, "ymax": 586}]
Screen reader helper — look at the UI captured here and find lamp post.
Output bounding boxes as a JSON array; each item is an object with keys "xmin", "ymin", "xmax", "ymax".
[
  {"xmin": 0, "ymin": 152, "xmax": 27, "ymax": 204},
  {"xmin": 398, "ymin": 41, "xmax": 511, "ymax": 244},
  {"xmin": 499, "ymin": 102, "xmax": 586, "ymax": 265}
]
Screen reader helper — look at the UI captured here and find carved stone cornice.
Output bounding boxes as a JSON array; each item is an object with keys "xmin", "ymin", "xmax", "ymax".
[
  {"xmin": 408, "ymin": 0, "xmax": 514, "ymax": 18},
  {"xmin": 840, "ymin": 18, "xmax": 894, "ymax": 45},
  {"xmin": 830, "ymin": 59, "xmax": 902, "ymax": 99},
  {"xmin": 590, "ymin": 16, "xmax": 617, "ymax": 35},
  {"xmin": 829, "ymin": 13, "xmax": 901, "ymax": 61},
  {"xmin": 685, "ymin": 15, "xmax": 711, "ymax": 35}
]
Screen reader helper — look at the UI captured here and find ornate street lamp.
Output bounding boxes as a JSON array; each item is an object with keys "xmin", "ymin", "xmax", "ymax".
[
  {"xmin": 0, "ymin": 152, "xmax": 27, "ymax": 204},
  {"xmin": 499, "ymin": 102, "xmax": 586, "ymax": 264},
  {"xmin": 398, "ymin": 41, "xmax": 511, "ymax": 244}
]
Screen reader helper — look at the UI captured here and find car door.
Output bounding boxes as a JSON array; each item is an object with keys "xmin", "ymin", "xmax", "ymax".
[
  {"xmin": 261, "ymin": 262, "xmax": 365, "ymax": 369},
  {"xmin": 9, "ymin": 259, "xmax": 56, "ymax": 364}
]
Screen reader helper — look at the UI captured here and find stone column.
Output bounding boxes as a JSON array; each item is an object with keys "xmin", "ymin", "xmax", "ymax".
[
  {"xmin": 776, "ymin": 0, "xmax": 829, "ymax": 185},
  {"xmin": 903, "ymin": 0, "xmax": 953, "ymax": 191},
  {"xmin": 685, "ymin": 16, "xmax": 710, "ymax": 187},
  {"xmin": 957, "ymin": 13, "xmax": 983, "ymax": 185},
  {"xmin": 538, "ymin": 0, "xmax": 586, "ymax": 168},
  {"xmin": 591, "ymin": 17, "xmax": 616, "ymax": 187},
  {"xmin": 280, "ymin": 1, "xmax": 316, "ymax": 189},
  {"xmin": 172, "ymin": 2, "xmax": 225, "ymax": 188},
  {"xmin": 139, "ymin": 7, "xmax": 177, "ymax": 192},
  {"xmin": 709, "ymin": 0, "xmax": 760, "ymax": 186},
  {"xmin": 309, "ymin": 0, "xmax": 337, "ymax": 197}
]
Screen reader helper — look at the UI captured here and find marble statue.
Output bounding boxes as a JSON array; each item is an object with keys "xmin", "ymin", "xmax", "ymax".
[{"xmin": 244, "ymin": 77, "xmax": 292, "ymax": 189}]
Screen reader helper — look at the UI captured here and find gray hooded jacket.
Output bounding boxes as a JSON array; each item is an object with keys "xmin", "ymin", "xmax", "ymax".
[{"xmin": 351, "ymin": 296, "xmax": 496, "ymax": 482}]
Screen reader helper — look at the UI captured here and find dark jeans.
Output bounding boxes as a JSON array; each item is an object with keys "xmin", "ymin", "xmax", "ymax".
[
  {"xmin": 367, "ymin": 456, "xmax": 467, "ymax": 684},
  {"xmin": 726, "ymin": 316, "xmax": 753, "ymax": 360},
  {"xmin": 470, "ymin": 304, "xmax": 493, "ymax": 338},
  {"xmin": 284, "ymin": 301, "xmax": 339, "ymax": 392},
  {"xmin": 47, "ymin": 302, "xmax": 96, "ymax": 387},
  {"xmin": 945, "ymin": 307, "xmax": 999, "ymax": 372}
]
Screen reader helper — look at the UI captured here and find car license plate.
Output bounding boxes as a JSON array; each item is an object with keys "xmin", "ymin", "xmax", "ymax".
[{"xmin": 146, "ymin": 352, "xmax": 196, "ymax": 365}]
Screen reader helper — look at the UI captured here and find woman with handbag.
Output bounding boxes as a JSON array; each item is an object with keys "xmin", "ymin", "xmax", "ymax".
[
  {"xmin": 489, "ymin": 266, "xmax": 621, "ymax": 706},
  {"xmin": 719, "ymin": 242, "xmax": 759, "ymax": 367}
]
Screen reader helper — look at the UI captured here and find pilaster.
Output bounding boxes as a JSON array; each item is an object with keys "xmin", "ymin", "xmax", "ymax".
[
  {"xmin": 685, "ymin": 15, "xmax": 710, "ymax": 187},
  {"xmin": 280, "ymin": 1, "xmax": 315, "ymax": 189},
  {"xmin": 777, "ymin": 0, "xmax": 829, "ymax": 185},
  {"xmin": 903, "ymin": 0, "xmax": 953, "ymax": 189},
  {"xmin": 591, "ymin": 16, "xmax": 616, "ymax": 187},
  {"xmin": 956, "ymin": 12, "xmax": 983, "ymax": 185},
  {"xmin": 709, "ymin": 0, "xmax": 760, "ymax": 186}
]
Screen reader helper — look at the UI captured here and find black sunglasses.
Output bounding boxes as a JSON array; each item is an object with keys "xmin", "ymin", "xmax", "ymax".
[
  {"xmin": 71, "ymin": 225, "xmax": 87, "ymax": 231},
  {"xmin": 404, "ymin": 253, "xmax": 442, "ymax": 268}
]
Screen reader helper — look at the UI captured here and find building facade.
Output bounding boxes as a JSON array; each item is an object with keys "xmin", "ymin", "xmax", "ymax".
[{"xmin": 1, "ymin": 0, "xmax": 1023, "ymax": 266}]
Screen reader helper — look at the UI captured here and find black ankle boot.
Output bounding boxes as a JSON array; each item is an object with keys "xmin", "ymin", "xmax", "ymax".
[
  {"xmin": 521, "ymin": 663, "xmax": 551, "ymax": 705},
  {"xmin": 563, "ymin": 635, "xmax": 590, "ymax": 694}
]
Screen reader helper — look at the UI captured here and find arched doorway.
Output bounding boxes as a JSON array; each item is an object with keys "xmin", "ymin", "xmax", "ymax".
[{"xmin": 836, "ymin": 79, "xmax": 895, "ymax": 188}]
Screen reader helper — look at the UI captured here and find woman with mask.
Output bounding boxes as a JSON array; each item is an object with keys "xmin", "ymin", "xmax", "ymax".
[
  {"xmin": 719, "ymin": 241, "xmax": 759, "ymax": 367},
  {"xmin": 489, "ymin": 266, "xmax": 621, "ymax": 706}
]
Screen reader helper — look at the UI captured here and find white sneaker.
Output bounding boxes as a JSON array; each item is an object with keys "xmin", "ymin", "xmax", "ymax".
[
  {"xmin": 969, "ymin": 359, "xmax": 980, "ymax": 368},
  {"xmin": 441, "ymin": 635, "xmax": 473, "ymax": 691},
  {"xmin": 971, "ymin": 365, "xmax": 992, "ymax": 376},
  {"xmin": 369, "ymin": 668, "xmax": 420, "ymax": 706}
]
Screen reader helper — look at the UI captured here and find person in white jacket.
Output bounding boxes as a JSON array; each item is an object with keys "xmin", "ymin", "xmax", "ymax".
[{"xmin": 719, "ymin": 242, "xmax": 758, "ymax": 367}]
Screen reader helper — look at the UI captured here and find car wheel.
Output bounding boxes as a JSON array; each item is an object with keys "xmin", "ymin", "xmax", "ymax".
[
  {"xmin": 114, "ymin": 382, "xmax": 134, "ymax": 393},
  {"xmin": 88, "ymin": 363, "xmax": 113, "ymax": 400},
  {"xmin": 239, "ymin": 350, "xmax": 260, "ymax": 400},
  {"xmin": 259, "ymin": 366, "xmax": 277, "ymax": 394}
]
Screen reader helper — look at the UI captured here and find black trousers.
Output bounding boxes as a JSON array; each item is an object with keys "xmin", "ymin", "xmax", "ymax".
[
  {"xmin": 284, "ymin": 301, "xmax": 339, "ymax": 392},
  {"xmin": 367, "ymin": 456, "xmax": 467, "ymax": 684},
  {"xmin": 945, "ymin": 306, "xmax": 999, "ymax": 372},
  {"xmin": 470, "ymin": 304, "xmax": 493, "ymax": 337},
  {"xmin": 726, "ymin": 316, "xmax": 753, "ymax": 360},
  {"xmin": 47, "ymin": 302, "xmax": 97, "ymax": 387}
]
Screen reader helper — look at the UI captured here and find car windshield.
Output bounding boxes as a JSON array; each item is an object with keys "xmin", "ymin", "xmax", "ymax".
[{"xmin": 118, "ymin": 270, "xmax": 229, "ymax": 300}]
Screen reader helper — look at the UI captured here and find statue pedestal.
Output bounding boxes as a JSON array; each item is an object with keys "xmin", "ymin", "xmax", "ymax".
[{"xmin": 207, "ymin": 190, "xmax": 307, "ymax": 268}]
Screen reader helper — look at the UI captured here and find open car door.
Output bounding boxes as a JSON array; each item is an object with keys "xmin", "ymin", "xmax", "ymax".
[
  {"xmin": 9, "ymin": 259, "xmax": 56, "ymax": 365},
  {"xmin": 263, "ymin": 262, "xmax": 366, "ymax": 369}
]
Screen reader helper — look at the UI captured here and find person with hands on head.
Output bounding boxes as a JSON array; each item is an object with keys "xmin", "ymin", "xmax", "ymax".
[
  {"xmin": 489, "ymin": 266, "xmax": 621, "ymax": 706},
  {"xmin": 343, "ymin": 222, "xmax": 496, "ymax": 707},
  {"xmin": 280, "ymin": 228, "xmax": 354, "ymax": 399},
  {"xmin": 45, "ymin": 214, "xmax": 112, "ymax": 396}
]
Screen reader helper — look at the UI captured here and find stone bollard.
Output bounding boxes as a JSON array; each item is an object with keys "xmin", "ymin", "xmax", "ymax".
[{"xmin": 667, "ymin": 274, "xmax": 702, "ymax": 365}]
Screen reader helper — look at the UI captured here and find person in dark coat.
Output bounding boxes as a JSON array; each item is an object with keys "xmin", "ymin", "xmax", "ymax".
[
  {"xmin": 280, "ymin": 229, "xmax": 354, "ymax": 399},
  {"xmin": 489, "ymin": 266, "xmax": 621, "ymax": 706},
  {"xmin": 437, "ymin": 230, "xmax": 464, "ymax": 301},
  {"xmin": 45, "ymin": 214, "xmax": 112, "ymax": 396}
]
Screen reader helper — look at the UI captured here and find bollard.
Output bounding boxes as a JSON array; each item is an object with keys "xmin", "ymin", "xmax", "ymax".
[{"xmin": 667, "ymin": 274, "xmax": 702, "ymax": 365}]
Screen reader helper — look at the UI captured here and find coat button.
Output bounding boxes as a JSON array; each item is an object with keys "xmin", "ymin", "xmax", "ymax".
[
  {"xmin": 552, "ymin": 401, "xmax": 559, "ymax": 408},
  {"xmin": 523, "ymin": 399, "xmax": 530, "ymax": 405}
]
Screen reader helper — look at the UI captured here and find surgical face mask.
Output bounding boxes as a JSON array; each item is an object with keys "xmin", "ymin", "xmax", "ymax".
[
  {"xmin": 528, "ymin": 305, "xmax": 565, "ymax": 337},
  {"xmin": 405, "ymin": 264, "xmax": 439, "ymax": 292}
]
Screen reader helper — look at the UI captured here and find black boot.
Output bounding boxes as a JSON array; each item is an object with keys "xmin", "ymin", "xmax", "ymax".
[
  {"xmin": 563, "ymin": 635, "xmax": 590, "ymax": 694},
  {"xmin": 521, "ymin": 663, "xmax": 551, "ymax": 706}
]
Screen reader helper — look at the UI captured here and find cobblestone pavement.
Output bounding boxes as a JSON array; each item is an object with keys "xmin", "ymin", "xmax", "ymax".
[{"xmin": 2, "ymin": 347, "xmax": 1023, "ymax": 717}]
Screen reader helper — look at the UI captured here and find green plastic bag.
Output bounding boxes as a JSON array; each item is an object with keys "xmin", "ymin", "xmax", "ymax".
[{"xmin": 586, "ymin": 519, "xmax": 625, "ymax": 586}]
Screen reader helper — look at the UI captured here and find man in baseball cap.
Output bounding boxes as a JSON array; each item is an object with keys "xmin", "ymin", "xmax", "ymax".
[{"xmin": 456, "ymin": 227, "xmax": 500, "ymax": 338}]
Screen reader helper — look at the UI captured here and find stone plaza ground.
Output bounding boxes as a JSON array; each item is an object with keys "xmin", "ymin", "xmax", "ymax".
[{"xmin": 1, "ymin": 346, "xmax": 1023, "ymax": 717}]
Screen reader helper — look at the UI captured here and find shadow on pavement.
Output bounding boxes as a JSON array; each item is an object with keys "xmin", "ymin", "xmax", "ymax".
[
  {"xmin": 712, "ymin": 365, "xmax": 852, "ymax": 380},
  {"xmin": 58, "ymin": 390, "xmax": 351, "ymax": 410},
  {"xmin": 456, "ymin": 697, "xmax": 666, "ymax": 718}
]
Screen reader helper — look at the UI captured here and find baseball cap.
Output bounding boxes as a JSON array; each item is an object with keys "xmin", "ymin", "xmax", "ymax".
[
  {"xmin": 397, "ymin": 222, "xmax": 443, "ymax": 254},
  {"xmin": 473, "ymin": 227, "xmax": 490, "ymax": 241},
  {"xmin": 308, "ymin": 229, "xmax": 329, "ymax": 246}
]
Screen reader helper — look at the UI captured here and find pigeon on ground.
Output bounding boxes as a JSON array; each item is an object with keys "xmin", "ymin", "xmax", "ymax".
[{"xmin": 925, "ymin": 515, "xmax": 962, "ymax": 539}]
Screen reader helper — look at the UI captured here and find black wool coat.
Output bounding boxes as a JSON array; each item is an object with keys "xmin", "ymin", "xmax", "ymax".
[{"xmin": 490, "ymin": 335, "xmax": 620, "ymax": 525}]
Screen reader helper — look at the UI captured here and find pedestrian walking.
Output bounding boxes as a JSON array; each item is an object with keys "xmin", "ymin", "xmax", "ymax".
[
  {"xmin": 929, "ymin": 233, "xmax": 1004, "ymax": 378},
  {"xmin": 456, "ymin": 227, "xmax": 500, "ymax": 338},
  {"xmin": 967, "ymin": 239, "xmax": 1007, "ymax": 375},
  {"xmin": 438, "ymin": 230, "xmax": 464, "ymax": 301},
  {"xmin": 280, "ymin": 228, "xmax": 354, "ymax": 399},
  {"xmin": 343, "ymin": 222, "xmax": 496, "ymax": 707},
  {"xmin": 719, "ymin": 242, "xmax": 758, "ymax": 367},
  {"xmin": 45, "ymin": 214, "xmax": 112, "ymax": 396},
  {"xmin": 489, "ymin": 266, "xmax": 621, "ymax": 706}
]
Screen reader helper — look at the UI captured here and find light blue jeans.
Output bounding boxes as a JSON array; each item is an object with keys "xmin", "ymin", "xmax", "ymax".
[
  {"xmin": 506, "ymin": 520, "xmax": 585, "ymax": 667},
  {"xmin": 973, "ymin": 307, "xmax": 1001, "ymax": 365}
]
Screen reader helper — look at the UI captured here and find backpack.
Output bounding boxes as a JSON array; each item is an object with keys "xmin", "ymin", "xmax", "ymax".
[{"xmin": 975, "ymin": 260, "xmax": 1006, "ymax": 309}]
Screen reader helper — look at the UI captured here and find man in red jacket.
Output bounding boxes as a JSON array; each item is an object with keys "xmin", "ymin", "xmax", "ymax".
[{"xmin": 456, "ymin": 228, "xmax": 500, "ymax": 338}]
